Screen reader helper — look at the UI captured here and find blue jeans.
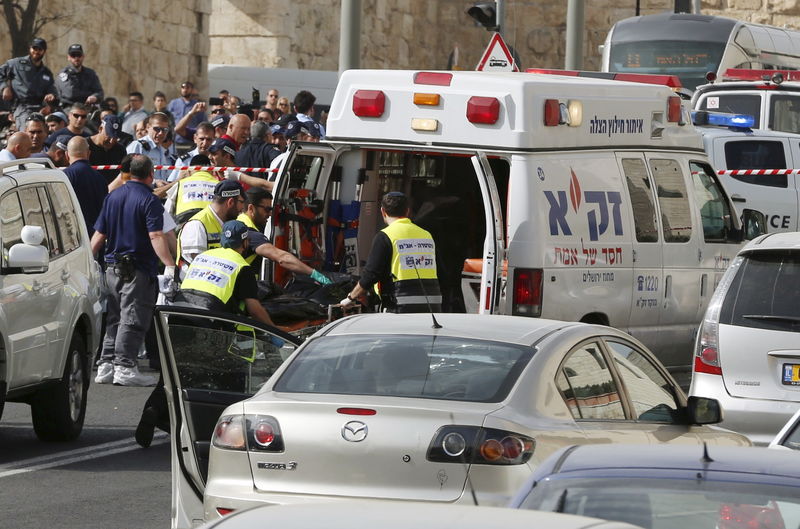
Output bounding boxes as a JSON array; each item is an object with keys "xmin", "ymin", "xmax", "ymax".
[{"xmin": 100, "ymin": 268, "xmax": 157, "ymax": 368}]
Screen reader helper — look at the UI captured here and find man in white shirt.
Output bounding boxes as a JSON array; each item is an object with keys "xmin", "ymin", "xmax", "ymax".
[{"xmin": 0, "ymin": 132, "xmax": 32, "ymax": 161}]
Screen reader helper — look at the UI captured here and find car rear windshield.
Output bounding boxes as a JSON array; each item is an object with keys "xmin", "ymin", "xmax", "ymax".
[
  {"xmin": 520, "ymin": 477, "xmax": 800, "ymax": 529},
  {"xmin": 698, "ymin": 93, "xmax": 761, "ymax": 125},
  {"xmin": 720, "ymin": 250, "xmax": 800, "ymax": 332},
  {"xmin": 273, "ymin": 334, "xmax": 533, "ymax": 402}
]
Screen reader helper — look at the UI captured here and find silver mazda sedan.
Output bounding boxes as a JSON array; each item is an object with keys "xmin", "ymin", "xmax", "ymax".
[{"xmin": 154, "ymin": 308, "xmax": 749, "ymax": 528}]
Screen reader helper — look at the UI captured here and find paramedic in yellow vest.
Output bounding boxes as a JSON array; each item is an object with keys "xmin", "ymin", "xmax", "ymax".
[
  {"xmin": 237, "ymin": 187, "xmax": 333, "ymax": 285},
  {"xmin": 179, "ymin": 219, "xmax": 275, "ymax": 326},
  {"xmin": 165, "ymin": 154, "xmax": 218, "ymax": 222},
  {"xmin": 341, "ymin": 191, "xmax": 442, "ymax": 313},
  {"xmin": 177, "ymin": 179, "xmax": 244, "ymax": 276}
]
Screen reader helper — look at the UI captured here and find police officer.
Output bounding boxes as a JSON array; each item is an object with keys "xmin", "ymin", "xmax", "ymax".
[
  {"xmin": 54, "ymin": 44, "xmax": 104, "ymax": 108},
  {"xmin": 341, "ymin": 191, "xmax": 442, "ymax": 313},
  {"xmin": 0, "ymin": 37, "xmax": 57, "ymax": 130},
  {"xmin": 179, "ymin": 219, "xmax": 275, "ymax": 325},
  {"xmin": 126, "ymin": 111, "xmax": 171, "ymax": 182},
  {"xmin": 91, "ymin": 154, "xmax": 177, "ymax": 386},
  {"xmin": 177, "ymin": 179, "xmax": 245, "ymax": 275}
]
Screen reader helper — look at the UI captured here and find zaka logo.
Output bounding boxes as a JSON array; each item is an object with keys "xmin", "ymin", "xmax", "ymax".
[{"xmin": 544, "ymin": 169, "xmax": 624, "ymax": 241}]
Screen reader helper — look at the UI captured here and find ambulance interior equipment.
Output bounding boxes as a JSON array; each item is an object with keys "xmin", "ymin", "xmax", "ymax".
[{"xmin": 266, "ymin": 69, "xmax": 766, "ymax": 377}]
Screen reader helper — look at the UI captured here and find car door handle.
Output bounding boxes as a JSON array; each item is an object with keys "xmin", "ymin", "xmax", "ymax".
[
  {"xmin": 61, "ymin": 269, "xmax": 70, "ymax": 281},
  {"xmin": 731, "ymin": 194, "xmax": 746, "ymax": 203},
  {"xmin": 31, "ymin": 280, "xmax": 42, "ymax": 293}
]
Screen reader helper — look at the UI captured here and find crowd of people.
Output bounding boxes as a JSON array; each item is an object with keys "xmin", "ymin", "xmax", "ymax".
[
  {"xmin": 0, "ymin": 37, "xmax": 334, "ymax": 443},
  {"xmin": 0, "ymin": 37, "xmax": 326, "ymax": 182}
]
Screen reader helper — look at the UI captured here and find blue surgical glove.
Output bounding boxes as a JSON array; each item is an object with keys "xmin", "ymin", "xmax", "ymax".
[{"xmin": 310, "ymin": 269, "xmax": 332, "ymax": 285}]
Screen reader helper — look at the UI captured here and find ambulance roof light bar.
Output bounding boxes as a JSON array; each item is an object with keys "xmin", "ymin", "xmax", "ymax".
[
  {"xmin": 691, "ymin": 110, "xmax": 755, "ymax": 129},
  {"xmin": 721, "ymin": 68, "xmax": 800, "ymax": 84},
  {"xmin": 526, "ymin": 68, "xmax": 683, "ymax": 89}
]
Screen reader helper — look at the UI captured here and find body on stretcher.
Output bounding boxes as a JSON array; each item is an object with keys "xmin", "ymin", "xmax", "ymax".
[{"xmin": 279, "ymin": 303, "xmax": 362, "ymax": 340}]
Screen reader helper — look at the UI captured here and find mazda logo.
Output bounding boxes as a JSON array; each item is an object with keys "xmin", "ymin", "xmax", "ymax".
[{"xmin": 341, "ymin": 420, "xmax": 368, "ymax": 442}]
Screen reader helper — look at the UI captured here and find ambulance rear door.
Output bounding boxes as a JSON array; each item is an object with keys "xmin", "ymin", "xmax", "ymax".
[
  {"xmin": 471, "ymin": 152, "xmax": 506, "ymax": 314},
  {"xmin": 268, "ymin": 142, "xmax": 348, "ymax": 283}
]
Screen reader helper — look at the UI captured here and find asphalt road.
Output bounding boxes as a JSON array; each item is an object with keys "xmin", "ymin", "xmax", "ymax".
[{"xmin": 0, "ymin": 367, "xmax": 171, "ymax": 529}]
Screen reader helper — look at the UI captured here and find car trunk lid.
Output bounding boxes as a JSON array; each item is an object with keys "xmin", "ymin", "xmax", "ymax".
[
  {"xmin": 720, "ymin": 324, "xmax": 800, "ymax": 400},
  {"xmin": 244, "ymin": 395, "xmax": 498, "ymax": 501}
]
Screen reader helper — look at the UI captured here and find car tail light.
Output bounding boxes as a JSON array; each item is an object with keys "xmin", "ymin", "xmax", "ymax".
[
  {"xmin": 353, "ymin": 90, "xmax": 386, "ymax": 117},
  {"xmin": 216, "ymin": 508, "xmax": 235, "ymax": 516},
  {"xmin": 337, "ymin": 407, "xmax": 377, "ymax": 415},
  {"xmin": 212, "ymin": 414, "xmax": 285, "ymax": 452},
  {"xmin": 212, "ymin": 415, "xmax": 246, "ymax": 450},
  {"xmin": 466, "ymin": 96, "xmax": 500, "ymax": 124},
  {"xmin": 694, "ymin": 256, "xmax": 743, "ymax": 377},
  {"xmin": 414, "ymin": 93, "xmax": 440, "ymax": 106},
  {"xmin": 427, "ymin": 426, "xmax": 534, "ymax": 465},
  {"xmin": 512, "ymin": 268, "xmax": 543, "ymax": 317},
  {"xmin": 719, "ymin": 501, "xmax": 785, "ymax": 529}
]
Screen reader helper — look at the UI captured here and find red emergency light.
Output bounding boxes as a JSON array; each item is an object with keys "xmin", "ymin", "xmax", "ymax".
[
  {"xmin": 352, "ymin": 90, "xmax": 386, "ymax": 118},
  {"xmin": 667, "ymin": 95, "xmax": 682, "ymax": 123},
  {"xmin": 722, "ymin": 68, "xmax": 800, "ymax": 83},
  {"xmin": 466, "ymin": 96, "xmax": 500, "ymax": 124},
  {"xmin": 414, "ymin": 72, "xmax": 453, "ymax": 86},
  {"xmin": 543, "ymin": 99, "xmax": 560, "ymax": 126},
  {"xmin": 527, "ymin": 68, "xmax": 683, "ymax": 88}
]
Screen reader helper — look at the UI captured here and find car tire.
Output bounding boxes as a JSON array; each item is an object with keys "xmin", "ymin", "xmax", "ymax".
[{"xmin": 31, "ymin": 334, "xmax": 88, "ymax": 442}]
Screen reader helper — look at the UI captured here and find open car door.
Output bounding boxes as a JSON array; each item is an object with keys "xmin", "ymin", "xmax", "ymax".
[
  {"xmin": 470, "ymin": 152, "xmax": 506, "ymax": 314},
  {"xmin": 154, "ymin": 305, "xmax": 301, "ymax": 529}
]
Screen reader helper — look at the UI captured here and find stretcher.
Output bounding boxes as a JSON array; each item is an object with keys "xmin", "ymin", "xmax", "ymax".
[{"xmin": 278, "ymin": 303, "xmax": 362, "ymax": 341}]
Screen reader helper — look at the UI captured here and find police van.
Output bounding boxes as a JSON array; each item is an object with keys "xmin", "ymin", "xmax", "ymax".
[
  {"xmin": 268, "ymin": 69, "xmax": 764, "ymax": 377},
  {"xmin": 694, "ymin": 110, "xmax": 800, "ymax": 233}
]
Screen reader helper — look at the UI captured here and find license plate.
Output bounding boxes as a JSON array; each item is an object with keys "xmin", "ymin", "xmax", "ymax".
[{"xmin": 781, "ymin": 364, "xmax": 800, "ymax": 386}]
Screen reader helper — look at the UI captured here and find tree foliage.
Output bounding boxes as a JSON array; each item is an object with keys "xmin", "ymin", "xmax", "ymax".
[{"xmin": 1, "ymin": 0, "xmax": 70, "ymax": 58}]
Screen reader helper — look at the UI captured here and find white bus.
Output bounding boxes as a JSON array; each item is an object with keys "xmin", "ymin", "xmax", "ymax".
[{"xmin": 601, "ymin": 13, "xmax": 800, "ymax": 91}]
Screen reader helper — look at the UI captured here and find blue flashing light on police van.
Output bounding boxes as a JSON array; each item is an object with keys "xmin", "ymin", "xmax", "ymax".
[{"xmin": 691, "ymin": 110, "xmax": 755, "ymax": 129}]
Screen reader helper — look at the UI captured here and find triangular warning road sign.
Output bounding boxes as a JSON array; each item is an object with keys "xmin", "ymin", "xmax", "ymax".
[{"xmin": 476, "ymin": 32, "xmax": 519, "ymax": 72}]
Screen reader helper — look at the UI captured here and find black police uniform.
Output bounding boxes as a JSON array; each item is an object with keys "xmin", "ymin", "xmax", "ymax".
[
  {"xmin": 55, "ymin": 65, "xmax": 104, "ymax": 107},
  {"xmin": 0, "ymin": 55, "xmax": 56, "ymax": 128}
]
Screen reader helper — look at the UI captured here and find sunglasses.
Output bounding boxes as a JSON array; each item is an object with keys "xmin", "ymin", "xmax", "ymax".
[
  {"xmin": 31, "ymin": 46, "xmax": 44, "ymax": 51},
  {"xmin": 26, "ymin": 112, "xmax": 45, "ymax": 122},
  {"xmin": 69, "ymin": 53, "xmax": 83, "ymax": 58},
  {"xmin": 152, "ymin": 126, "xmax": 169, "ymax": 133},
  {"xmin": 72, "ymin": 113, "xmax": 88, "ymax": 119},
  {"xmin": 211, "ymin": 108, "xmax": 226, "ymax": 114},
  {"xmin": 256, "ymin": 204, "xmax": 273, "ymax": 213}
]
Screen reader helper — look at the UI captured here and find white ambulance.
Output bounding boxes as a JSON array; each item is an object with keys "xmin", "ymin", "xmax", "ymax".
[{"xmin": 268, "ymin": 69, "xmax": 764, "ymax": 378}]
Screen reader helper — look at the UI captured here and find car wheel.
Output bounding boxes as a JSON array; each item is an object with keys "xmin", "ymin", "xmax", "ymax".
[{"xmin": 31, "ymin": 334, "xmax": 88, "ymax": 442}]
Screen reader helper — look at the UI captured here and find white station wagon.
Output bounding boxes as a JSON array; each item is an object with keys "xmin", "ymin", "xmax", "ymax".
[
  {"xmin": 0, "ymin": 158, "xmax": 103, "ymax": 441},
  {"xmin": 154, "ymin": 308, "xmax": 749, "ymax": 527}
]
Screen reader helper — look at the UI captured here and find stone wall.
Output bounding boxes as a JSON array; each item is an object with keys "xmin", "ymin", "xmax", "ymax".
[
  {"xmin": 2, "ymin": 1, "xmax": 799, "ymax": 104},
  {"xmin": 0, "ymin": 0, "xmax": 210, "ymax": 104},
  {"xmin": 209, "ymin": 0, "xmax": 800, "ymax": 76}
]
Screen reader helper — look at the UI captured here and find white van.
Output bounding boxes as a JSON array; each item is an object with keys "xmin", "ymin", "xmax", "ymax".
[
  {"xmin": 0, "ymin": 159, "xmax": 103, "ymax": 441},
  {"xmin": 268, "ymin": 70, "xmax": 764, "ymax": 378},
  {"xmin": 695, "ymin": 114, "xmax": 800, "ymax": 233}
]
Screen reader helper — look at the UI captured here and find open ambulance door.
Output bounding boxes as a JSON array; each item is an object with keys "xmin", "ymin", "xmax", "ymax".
[
  {"xmin": 267, "ymin": 142, "xmax": 349, "ymax": 284},
  {"xmin": 470, "ymin": 152, "xmax": 506, "ymax": 314},
  {"xmin": 154, "ymin": 306, "xmax": 300, "ymax": 528}
]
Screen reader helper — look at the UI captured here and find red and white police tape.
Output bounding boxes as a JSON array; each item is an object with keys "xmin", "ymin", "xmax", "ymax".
[
  {"xmin": 90, "ymin": 165, "xmax": 278, "ymax": 173},
  {"xmin": 717, "ymin": 169, "xmax": 800, "ymax": 176}
]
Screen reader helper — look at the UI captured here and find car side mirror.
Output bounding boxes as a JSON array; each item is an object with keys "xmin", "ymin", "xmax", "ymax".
[
  {"xmin": 6, "ymin": 225, "xmax": 49, "ymax": 272},
  {"xmin": 687, "ymin": 396, "xmax": 722, "ymax": 425},
  {"xmin": 742, "ymin": 209, "xmax": 767, "ymax": 240}
]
